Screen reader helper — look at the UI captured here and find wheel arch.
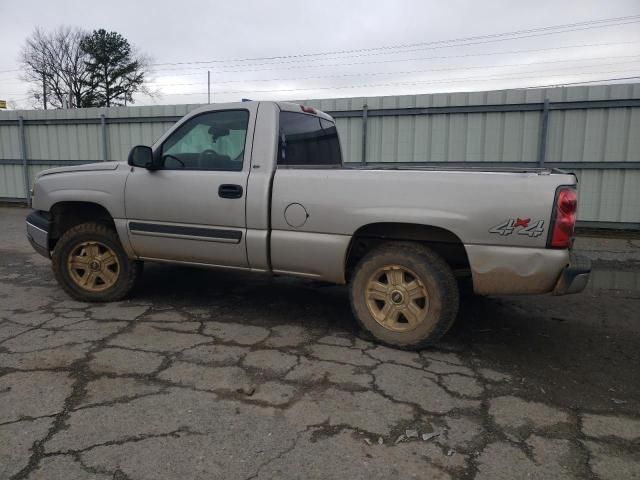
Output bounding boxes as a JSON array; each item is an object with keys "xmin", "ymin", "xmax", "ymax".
[
  {"xmin": 344, "ymin": 222, "xmax": 471, "ymax": 281},
  {"xmin": 48, "ymin": 201, "xmax": 116, "ymax": 250}
]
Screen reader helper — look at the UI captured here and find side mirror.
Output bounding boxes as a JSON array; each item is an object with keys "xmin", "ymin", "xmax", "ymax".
[{"xmin": 128, "ymin": 145, "xmax": 154, "ymax": 169}]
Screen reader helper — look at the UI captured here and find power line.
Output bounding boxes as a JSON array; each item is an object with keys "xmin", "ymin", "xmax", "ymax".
[
  {"xmin": 149, "ymin": 41, "xmax": 640, "ymax": 79},
  {"xmin": 151, "ymin": 19, "xmax": 640, "ymax": 73},
  {"xmin": 3, "ymin": 39, "xmax": 638, "ymax": 83},
  {"xmin": 529, "ymin": 76, "xmax": 640, "ymax": 88},
  {"xmin": 6, "ymin": 57, "xmax": 635, "ymax": 96},
  {"xmin": 150, "ymin": 14, "xmax": 640, "ymax": 67},
  {"xmin": 156, "ymin": 68, "xmax": 640, "ymax": 97},
  {"xmin": 9, "ymin": 59, "xmax": 635, "ymax": 97},
  {"xmin": 147, "ymin": 55, "xmax": 640, "ymax": 87},
  {"xmin": 150, "ymin": 40, "xmax": 640, "ymax": 76}
]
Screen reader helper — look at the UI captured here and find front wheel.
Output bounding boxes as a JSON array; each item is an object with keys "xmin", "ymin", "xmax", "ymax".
[
  {"xmin": 52, "ymin": 222, "xmax": 142, "ymax": 302},
  {"xmin": 349, "ymin": 243, "xmax": 459, "ymax": 350}
]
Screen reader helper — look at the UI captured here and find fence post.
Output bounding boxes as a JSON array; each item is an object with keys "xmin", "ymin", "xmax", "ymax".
[
  {"xmin": 18, "ymin": 116, "xmax": 30, "ymax": 205},
  {"xmin": 100, "ymin": 113, "xmax": 108, "ymax": 161},
  {"xmin": 537, "ymin": 98, "xmax": 550, "ymax": 167},
  {"xmin": 361, "ymin": 104, "xmax": 368, "ymax": 165}
]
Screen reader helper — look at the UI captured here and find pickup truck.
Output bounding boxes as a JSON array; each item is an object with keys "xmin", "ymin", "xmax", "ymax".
[{"xmin": 26, "ymin": 101, "xmax": 591, "ymax": 349}]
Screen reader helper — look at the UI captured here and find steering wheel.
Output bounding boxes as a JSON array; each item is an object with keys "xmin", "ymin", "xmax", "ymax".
[
  {"xmin": 163, "ymin": 154, "xmax": 185, "ymax": 168},
  {"xmin": 200, "ymin": 149, "xmax": 232, "ymax": 168},
  {"xmin": 200, "ymin": 149, "xmax": 220, "ymax": 162}
]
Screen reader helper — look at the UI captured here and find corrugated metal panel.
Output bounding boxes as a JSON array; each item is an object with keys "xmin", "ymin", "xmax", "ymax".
[
  {"xmin": 0, "ymin": 123, "xmax": 21, "ymax": 161},
  {"xmin": 0, "ymin": 165, "xmax": 26, "ymax": 198},
  {"xmin": 571, "ymin": 168, "xmax": 640, "ymax": 223},
  {"xmin": 547, "ymin": 105, "xmax": 640, "ymax": 164},
  {"xmin": 350, "ymin": 111, "xmax": 542, "ymax": 163}
]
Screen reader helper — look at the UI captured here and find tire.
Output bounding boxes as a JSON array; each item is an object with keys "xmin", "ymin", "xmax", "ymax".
[
  {"xmin": 349, "ymin": 242, "xmax": 459, "ymax": 350},
  {"xmin": 52, "ymin": 222, "xmax": 142, "ymax": 302}
]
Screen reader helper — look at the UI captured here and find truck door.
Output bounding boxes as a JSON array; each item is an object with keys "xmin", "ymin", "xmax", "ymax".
[{"xmin": 124, "ymin": 107, "xmax": 255, "ymax": 268}]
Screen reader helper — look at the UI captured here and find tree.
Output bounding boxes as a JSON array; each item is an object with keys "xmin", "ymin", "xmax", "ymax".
[
  {"xmin": 20, "ymin": 26, "xmax": 94, "ymax": 109},
  {"xmin": 80, "ymin": 29, "xmax": 149, "ymax": 107}
]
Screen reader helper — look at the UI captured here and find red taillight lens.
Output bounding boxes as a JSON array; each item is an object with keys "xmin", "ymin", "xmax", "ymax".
[
  {"xmin": 300, "ymin": 105, "xmax": 317, "ymax": 114},
  {"xmin": 550, "ymin": 187, "xmax": 577, "ymax": 248}
]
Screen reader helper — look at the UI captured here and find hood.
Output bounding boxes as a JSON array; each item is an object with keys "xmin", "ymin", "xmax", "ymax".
[{"xmin": 36, "ymin": 161, "xmax": 124, "ymax": 179}]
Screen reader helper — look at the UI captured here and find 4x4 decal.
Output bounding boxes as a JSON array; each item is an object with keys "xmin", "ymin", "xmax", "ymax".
[{"xmin": 489, "ymin": 218, "xmax": 545, "ymax": 238}]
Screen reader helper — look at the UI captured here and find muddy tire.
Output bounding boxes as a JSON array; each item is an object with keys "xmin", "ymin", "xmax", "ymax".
[
  {"xmin": 52, "ymin": 222, "xmax": 142, "ymax": 302},
  {"xmin": 349, "ymin": 242, "xmax": 459, "ymax": 350}
]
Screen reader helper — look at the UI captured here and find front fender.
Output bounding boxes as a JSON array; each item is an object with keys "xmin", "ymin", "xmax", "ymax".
[{"xmin": 32, "ymin": 167, "xmax": 129, "ymax": 218}]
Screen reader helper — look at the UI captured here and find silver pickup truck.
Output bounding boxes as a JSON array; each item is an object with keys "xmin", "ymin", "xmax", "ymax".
[{"xmin": 26, "ymin": 101, "xmax": 590, "ymax": 349}]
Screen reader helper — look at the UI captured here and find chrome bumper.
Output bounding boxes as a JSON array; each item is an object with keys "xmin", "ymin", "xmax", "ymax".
[
  {"xmin": 552, "ymin": 253, "xmax": 591, "ymax": 295},
  {"xmin": 26, "ymin": 211, "xmax": 51, "ymax": 258}
]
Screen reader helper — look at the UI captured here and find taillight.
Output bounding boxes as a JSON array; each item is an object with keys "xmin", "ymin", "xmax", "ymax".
[
  {"xmin": 549, "ymin": 187, "xmax": 577, "ymax": 248},
  {"xmin": 300, "ymin": 105, "xmax": 317, "ymax": 114}
]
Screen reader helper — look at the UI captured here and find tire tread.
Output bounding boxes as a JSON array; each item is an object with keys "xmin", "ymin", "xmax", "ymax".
[
  {"xmin": 349, "ymin": 242, "xmax": 459, "ymax": 350},
  {"xmin": 52, "ymin": 222, "xmax": 141, "ymax": 302}
]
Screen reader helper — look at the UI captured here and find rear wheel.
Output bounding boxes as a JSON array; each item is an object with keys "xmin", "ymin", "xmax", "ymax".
[
  {"xmin": 350, "ymin": 242, "xmax": 459, "ymax": 350},
  {"xmin": 52, "ymin": 222, "xmax": 142, "ymax": 302}
]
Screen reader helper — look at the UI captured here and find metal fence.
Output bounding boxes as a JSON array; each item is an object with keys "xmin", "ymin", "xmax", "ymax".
[{"xmin": 1, "ymin": 84, "xmax": 639, "ymax": 229}]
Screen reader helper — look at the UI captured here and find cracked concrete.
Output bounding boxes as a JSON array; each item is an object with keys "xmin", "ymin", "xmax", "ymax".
[
  {"xmin": 475, "ymin": 439, "xmax": 580, "ymax": 480},
  {"xmin": 284, "ymin": 357, "xmax": 373, "ymax": 387},
  {"xmin": 25, "ymin": 455, "xmax": 111, "ymax": 480},
  {"xmin": 88, "ymin": 347, "xmax": 164, "ymax": 375},
  {"xmin": 158, "ymin": 362, "xmax": 253, "ymax": 393},
  {"xmin": 582, "ymin": 440, "xmax": 640, "ymax": 480},
  {"xmin": 489, "ymin": 395, "xmax": 571, "ymax": 432},
  {"xmin": 0, "ymin": 418, "xmax": 53, "ymax": 478},
  {"xmin": 242, "ymin": 349, "xmax": 298, "ymax": 374},
  {"xmin": 1, "ymin": 205, "xmax": 639, "ymax": 479},
  {"xmin": 0, "ymin": 371, "xmax": 74, "ymax": 423},
  {"xmin": 581, "ymin": 413, "xmax": 640, "ymax": 441}
]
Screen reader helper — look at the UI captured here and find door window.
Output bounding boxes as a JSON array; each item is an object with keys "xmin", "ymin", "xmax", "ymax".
[{"xmin": 161, "ymin": 110, "xmax": 249, "ymax": 171}]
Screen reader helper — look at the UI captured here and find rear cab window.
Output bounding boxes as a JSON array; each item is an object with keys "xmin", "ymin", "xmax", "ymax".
[{"xmin": 277, "ymin": 111, "xmax": 342, "ymax": 168}]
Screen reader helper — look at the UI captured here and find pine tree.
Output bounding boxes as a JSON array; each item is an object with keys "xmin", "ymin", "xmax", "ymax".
[{"xmin": 80, "ymin": 29, "xmax": 146, "ymax": 107}]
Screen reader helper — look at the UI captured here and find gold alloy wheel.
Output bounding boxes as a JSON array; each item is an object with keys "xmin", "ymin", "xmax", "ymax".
[
  {"xmin": 365, "ymin": 265, "xmax": 430, "ymax": 332},
  {"xmin": 67, "ymin": 241, "xmax": 120, "ymax": 292}
]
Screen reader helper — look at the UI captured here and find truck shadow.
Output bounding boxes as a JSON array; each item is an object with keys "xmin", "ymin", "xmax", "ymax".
[{"xmin": 136, "ymin": 263, "xmax": 359, "ymax": 333}]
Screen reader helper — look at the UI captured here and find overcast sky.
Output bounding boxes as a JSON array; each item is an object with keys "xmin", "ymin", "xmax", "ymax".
[{"xmin": 1, "ymin": 0, "xmax": 639, "ymax": 108}]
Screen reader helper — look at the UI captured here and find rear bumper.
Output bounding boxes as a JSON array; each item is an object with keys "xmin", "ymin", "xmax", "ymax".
[
  {"xmin": 466, "ymin": 245, "xmax": 591, "ymax": 296},
  {"xmin": 552, "ymin": 253, "xmax": 591, "ymax": 295},
  {"xmin": 466, "ymin": 245, "xmax": 570, "ymax": 295},
  {"xmin": 26, "ymin": 210, "xmax": 51, "ymax": 258}
]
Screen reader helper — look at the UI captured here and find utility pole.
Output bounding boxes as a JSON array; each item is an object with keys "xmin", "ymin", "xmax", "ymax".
[
  {"xmin": 42, "ymin": 72, "xmax": 47, "ymax": 110},
  {"xmin": 207, "ymin": 70, "xmax": 211, "ymax": 104}
]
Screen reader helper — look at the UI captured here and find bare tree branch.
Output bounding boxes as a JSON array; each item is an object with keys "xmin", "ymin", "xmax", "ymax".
[{"xmin": 20, "ymin": 26, "xmax": 93, "ymax": 109}]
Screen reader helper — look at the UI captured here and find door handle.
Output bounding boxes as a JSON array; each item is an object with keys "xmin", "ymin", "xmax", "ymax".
[{"xmin": 218, "ymin": 184, "xmax": 243, "ymax": 199}]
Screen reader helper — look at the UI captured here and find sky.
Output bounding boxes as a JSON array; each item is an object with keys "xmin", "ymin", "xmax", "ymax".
[{"xmin": 1, "ymin": 0, "xmax": 640, "ymax": 109}]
